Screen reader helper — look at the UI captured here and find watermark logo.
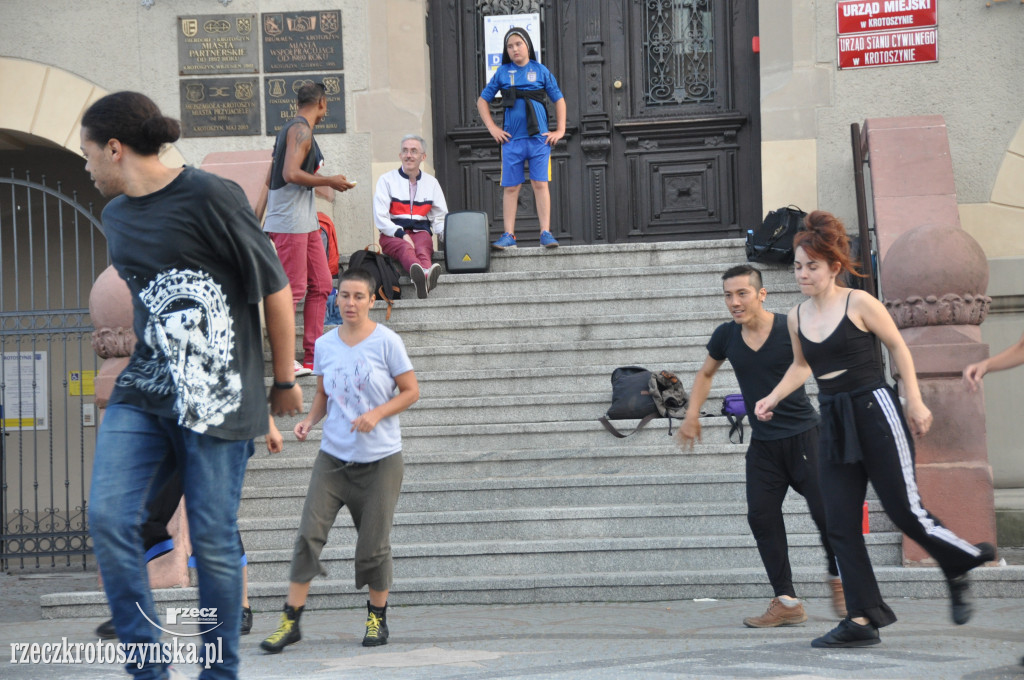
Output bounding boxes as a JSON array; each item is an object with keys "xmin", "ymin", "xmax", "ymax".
[
  {"xmin": 137, "ymin": 604, "xmax": 221, "ymax": 637},
  {"xmin": 9, "ymin": 638, "xmax": 223, "ymax": 670}
]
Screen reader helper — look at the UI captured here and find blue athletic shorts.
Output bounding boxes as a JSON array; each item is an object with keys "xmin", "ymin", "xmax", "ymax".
[{"xmin": 501, "ymin": 137, "xmax": 551, "ymax": 186}]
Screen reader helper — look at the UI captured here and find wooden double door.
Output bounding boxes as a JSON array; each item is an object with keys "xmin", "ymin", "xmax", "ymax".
[{"xmin": 428, "ymin": 0, "xmax": 761, "ymax": 246}]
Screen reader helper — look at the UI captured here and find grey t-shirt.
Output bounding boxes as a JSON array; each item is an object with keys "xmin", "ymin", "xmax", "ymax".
[
  {"xmin": 314, "ymin": 324, "xmax": 414, "ymax": 463},
  {"xmin": 101, "ymin": 166, "xmax": 289, "ymax": 440}
]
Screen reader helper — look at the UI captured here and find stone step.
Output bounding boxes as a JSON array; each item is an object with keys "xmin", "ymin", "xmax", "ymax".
[
  {"xmin": 241, "ymin": 472, "xmax": 751, "ymax": 516},
  {"xmin": 236, "ymin": 500, "xmax": 897, "ymax": 551},
  {"xmin": 402, "ymin": 334, "xmax": 715, "ymax": 373},
  {"xmin": 368, "ymin": 311, "xmax": 744, "ymax": 347},
  {"xmin": 423, "ymin": 263, "xmax": 799, "ymax": 300},
  {"xmin": 241, "ymin": 532, "xmax": 902, "ymax": 582},
  {"xmin": 476, "ymin": 240, "xmax": 752, "ymax": 273},
  {"xmin": 412, "ymin": 364, "xmax": 751, "ymax": 401},
  {"xmin": 257, "ymin": 417, "xmax": 752, "ymax": 458},
  {"xmin": 244, "ymin": 442, "xmax": 750, "ymax": 484},
  {"xmin": 41, "ymin": 564, "xmax": 1024, "ymax": 619},
  {"xmin": 262, "ymin": 362, "xmax": 815, "ymax": 434},
  {"xmin": 265, "ymin": 361, "xmax": 752, "ymax": 401},
  {"xmin": 362, "ymin": 287, "xmax": 805, "ymax": 324}
]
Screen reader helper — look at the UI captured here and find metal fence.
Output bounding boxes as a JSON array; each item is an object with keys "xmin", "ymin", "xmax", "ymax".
[{"xmin": 1, "ymin": 170, "xmax": 107, "ymax": 570}]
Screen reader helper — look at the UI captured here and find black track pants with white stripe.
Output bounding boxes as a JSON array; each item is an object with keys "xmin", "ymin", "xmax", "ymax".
[{"xmin": 818, "ymin": 384, "xmax": 986, "ymax": 628}]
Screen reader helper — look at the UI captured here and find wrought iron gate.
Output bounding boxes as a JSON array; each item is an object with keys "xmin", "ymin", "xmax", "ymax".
[{"xmin": 1, "ymin": 170, "xmax": 108, "ymax": 570}]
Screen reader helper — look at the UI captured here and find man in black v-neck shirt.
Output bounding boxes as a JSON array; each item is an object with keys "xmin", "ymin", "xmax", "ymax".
[{"xmin": 678, "ymin": 264, "xmax": 842, "ymax": 628}]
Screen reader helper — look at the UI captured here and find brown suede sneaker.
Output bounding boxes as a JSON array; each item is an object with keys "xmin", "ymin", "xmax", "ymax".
[
  {"xmin": 829, "ymin": 578, "xmax": 847, "ymax": 618},
  {"xmin": 743, "ymin": 598, "xmax": 808, "ymax": 628}
]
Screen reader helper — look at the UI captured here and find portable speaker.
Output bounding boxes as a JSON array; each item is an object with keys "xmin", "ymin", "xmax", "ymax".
[{"xmin": 443, "ymin": 211, "xmax": 491, "ymax": 274}]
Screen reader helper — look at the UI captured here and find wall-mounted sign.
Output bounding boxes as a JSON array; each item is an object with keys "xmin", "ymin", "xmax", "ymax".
[
  {"xmin": 837, "ymin": 1, "xmax": 938, "ymax": 70},
  {"xmin": 68, "ymin": 370, "xmax": 96, "ymax": 397},
  {"xmin": 2, "ymin": 351, "xmax": 47, "ymax": 430},
  {"xmin": 482, "ymin": 13, "xmax": 541, "ymax": 84},
  {"xmin": 262, "ymin": 11, "xmax": 343, "ymax": 73},
  {"xmin": 177, "ymin": 14, "xmax": 259, "ymax": 75},
  {"xmin": 180, "ymin": 77, "xmax": 261, "ymax": 137},
  {"xmin": 837, "ymin": 1, "xmax": 937, "ymax": 35},
  {"xmin": 264, "ymin": 74, "xmax": 345, "ymax": 135},
  {"xmin": 838, "ymin": 27, "xmax": 938, "ymax": 69}
]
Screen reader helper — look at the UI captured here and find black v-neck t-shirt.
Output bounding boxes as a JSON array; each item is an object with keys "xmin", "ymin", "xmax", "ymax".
[{"xmin": 707, "ymin": 313, "xmax": 819, "ymax": 441}]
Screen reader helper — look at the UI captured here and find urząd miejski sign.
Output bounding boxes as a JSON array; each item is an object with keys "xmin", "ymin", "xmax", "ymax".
[{"xmin": 836, "ymin": 0, "xmax": 938, "ymax": 69}]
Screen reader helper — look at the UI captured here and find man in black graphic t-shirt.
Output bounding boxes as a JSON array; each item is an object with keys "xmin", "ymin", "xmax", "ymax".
[
  {"xmin": 81, "ymin": 91, "xmax": 302, "ymax": 680},
  {"xmin": 678, "ymin": 264, "xmax": 841, "ymax": 629}
]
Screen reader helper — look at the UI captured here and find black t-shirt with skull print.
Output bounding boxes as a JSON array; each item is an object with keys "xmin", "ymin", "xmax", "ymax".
[{"xmin": 101, "ymin": 166, "xmax": 289, "ymax": 440}]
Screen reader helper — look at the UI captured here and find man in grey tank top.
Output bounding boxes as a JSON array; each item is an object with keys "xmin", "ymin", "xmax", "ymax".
[{"xmin": 261, "ymin": 83, "xmax": 355, "ymax": 376}]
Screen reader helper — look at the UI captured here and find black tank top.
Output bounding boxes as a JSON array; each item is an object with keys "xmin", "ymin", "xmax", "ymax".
[{"xmin": 797, "ymin": 292, "xmax": 883, "ymax": 395}]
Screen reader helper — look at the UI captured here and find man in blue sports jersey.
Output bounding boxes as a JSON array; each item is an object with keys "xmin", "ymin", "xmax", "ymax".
[{"xmin": 477, "ymin": 27, "xmax": 566, "ymax": 250}]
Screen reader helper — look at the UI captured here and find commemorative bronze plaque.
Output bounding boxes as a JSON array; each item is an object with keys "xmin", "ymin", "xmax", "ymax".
[
  {"xmin": 177, "ymin": 14, "xmax": 259, "ymax": 75},
  {"xmin": 261, "ymin": 11, "xmax": 343, "ymax": 73},
  {"xmin": 264, "ymin": 74, "xmax": 345, "ymax": 135},
  {"xmin": 180, "ymin": 77, "xmax": 260, "ymax": 137}
]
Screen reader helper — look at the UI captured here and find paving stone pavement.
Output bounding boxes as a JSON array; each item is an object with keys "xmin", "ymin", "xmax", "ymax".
[{"xmin": 2, "ymin": 572, "xmax": 1023, "ymax": 679}]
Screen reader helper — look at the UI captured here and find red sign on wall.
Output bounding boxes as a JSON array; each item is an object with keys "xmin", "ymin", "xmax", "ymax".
[
  {"xmin": 837, "ymin": 27, "xmax": 938, "ymax": 69},
  {"xmin": 837, "ymin": 1, "xmax": 938, "ymax": 35}
]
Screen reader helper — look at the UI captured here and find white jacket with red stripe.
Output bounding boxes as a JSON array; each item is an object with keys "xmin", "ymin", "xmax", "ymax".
[{"xmin": 373, "ymin": 167, "xmax": 449, "ymax": 240}]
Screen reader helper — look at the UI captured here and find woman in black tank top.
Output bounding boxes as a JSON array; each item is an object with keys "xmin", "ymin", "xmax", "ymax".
[{"xmin": 753, "ymin": 211, "xmax": 994, "ymax": 649}]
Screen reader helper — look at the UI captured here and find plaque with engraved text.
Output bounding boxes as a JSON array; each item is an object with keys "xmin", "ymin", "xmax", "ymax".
[
  {"xmin": 264, "ymin": 74, "xmax": 345, "ymax": 136},
  {"xmin": 180, "ymin": 77, "xmax": 261, "ymax": 137},
  {"xmin": 178, "ymin": 14, "xmax": 259, "ymax": 75},
  {"xmin": 261, "ymin": 11, "xmax": 343, "ymax": 73}
]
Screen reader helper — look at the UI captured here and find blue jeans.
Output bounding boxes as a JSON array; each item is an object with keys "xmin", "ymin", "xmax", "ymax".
[{"xmin": 89, "ymin": 404, "xmax": 253, "ymax": 680}]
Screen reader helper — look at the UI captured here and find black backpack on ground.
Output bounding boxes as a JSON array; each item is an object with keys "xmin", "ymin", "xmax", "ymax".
[
  {"xmin": 346, "ymin": 246, "xmax": 402, "ymax": 319},
  {"xmin": 745, "ymin": 205, "xmax": 807, "ymax": 264}
]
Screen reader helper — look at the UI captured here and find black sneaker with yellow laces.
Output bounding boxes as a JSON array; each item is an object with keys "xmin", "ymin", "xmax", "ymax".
[
  {"xmin": 362, "ymin": 602, "xmax": 389, "ymax": 647},
  {"xmin": 260, "ymin": 604, "xmax": 302, "ymax": 654}
]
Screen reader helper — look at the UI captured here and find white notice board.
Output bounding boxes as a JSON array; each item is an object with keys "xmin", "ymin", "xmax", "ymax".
[
  {"xmin": 2, "ymin": 351, "xmax": 48, "ymax": 430},
  {"xmin": 483, "ymin": 14, "xmax": 542, "ymax": 84}
]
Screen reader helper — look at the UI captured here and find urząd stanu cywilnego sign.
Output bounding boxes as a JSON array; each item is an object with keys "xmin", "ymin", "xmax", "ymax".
[{"xmin": 836, "ymin": 0, "xmax": 938, "ymax": 70}]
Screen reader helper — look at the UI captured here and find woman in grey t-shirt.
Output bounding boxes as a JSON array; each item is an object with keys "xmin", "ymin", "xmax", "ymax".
[{"xmin": 261, "ymin": 268, "xmax": 419, "ymax": 653}]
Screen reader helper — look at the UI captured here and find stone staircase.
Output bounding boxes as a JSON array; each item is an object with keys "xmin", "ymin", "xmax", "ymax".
[{"xmin": 41, "ymin": 239, "xmax": 1024, "ymax": 619}]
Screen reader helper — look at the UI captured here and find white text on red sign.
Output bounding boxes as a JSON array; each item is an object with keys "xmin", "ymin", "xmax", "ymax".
[
  {"xmin": 837, "ymin": 27, "xmax": 937, "ymax": 69},
  {"xmin": 837, "ymin": 0, "xmax": 937, "ymax": 35}
]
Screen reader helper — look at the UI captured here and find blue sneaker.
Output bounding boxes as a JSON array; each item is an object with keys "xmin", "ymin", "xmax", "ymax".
[
  {"xmin": 540, "ymin": 230, "xmax": 559, "ymax": 248},
  {"xmin": 491, "ymin": 232, "xmax": 517, "ymax": 250}
]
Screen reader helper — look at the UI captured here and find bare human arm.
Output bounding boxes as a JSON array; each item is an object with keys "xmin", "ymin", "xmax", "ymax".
[
  {"xmin": 253, "ymin": 165, "xmax": 271, "ymax": 223},
  {"xmin": 264, "ymin": 285, "xmax": 304, "ymax": 417},
  {"xmin": 754, "ymin": 309, "xmax": 814, "ymax": 422},
  {"xmin": 281, "ymin": 122, "xmax": 355, "ymax": 193},
  {"xmin": 294, "ymin": 376, "xmax": 328, "ymax": 441},
  {"xmin": 351, "ymin": 370, "xmax": 419, "ymax": 433},
  {"xmin": 964, "ymin": 330, "xmax": 1024, "ymax": 392},
  {"xmin": 477, "ymin": 97, "xmax": 510, "ymax": 145},
  {"xmin": 544, "ymin": 98, "xmax": 567, "ymax": 146},
  {"xmin": 676, "ymin": 355, "xmax": 724, "ymax": 450}
]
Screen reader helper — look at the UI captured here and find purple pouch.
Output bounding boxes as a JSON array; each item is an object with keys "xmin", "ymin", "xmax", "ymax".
[{"xmin": 722, "ymin": 394, "xmax": 746, "ymax": 444}]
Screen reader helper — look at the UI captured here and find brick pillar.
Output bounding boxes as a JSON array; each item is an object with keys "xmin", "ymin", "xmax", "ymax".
[{"xmin": 864, "ymin": 116, "xmax": 997, "ymax": 565}]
